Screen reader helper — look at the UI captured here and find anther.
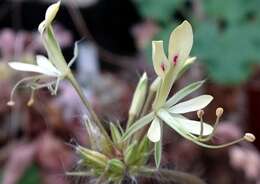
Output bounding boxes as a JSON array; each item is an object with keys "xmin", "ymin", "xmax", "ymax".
[
  {"xmin": 244, "ymin": 133, "xmax": 256, "ymax": 142},
  {"xmin": 197, "ymin": 110, "xmax": 204, "ymax": 119},
  {"xmin": 216, "ymin": 107, "xmax": 224, "ymax": 117},
  {"xmin": 197, "ymin": 110, "xmax": 204, "ymax": 138}
]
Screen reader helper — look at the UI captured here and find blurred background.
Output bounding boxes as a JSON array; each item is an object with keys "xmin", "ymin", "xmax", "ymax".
[{"xmin": 0, "ymin": 0, "xmax": 260, "ymax": 183}]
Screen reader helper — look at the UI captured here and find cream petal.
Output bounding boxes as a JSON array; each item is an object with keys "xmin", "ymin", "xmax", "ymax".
[
  {"xmin": 152, "ymin": 41, "xmax": 168, "ymax": 77},
  {"xmin": 172, "ymin": 114, "xmax": 213, "ymax": 136},
  {"xmin": 157, "ymin": 109, "xmax": 213, "ymax": 136},
  {"xmin": 8, "ymin": 62, "xmax": 58, "ymax": 76},
  {"xmin": 45, "ymin": 1, "xmax": 61, "ymax": 26},
  {"xmin": 165, "ymin": 80, "xmax": 205, "ymax": 108},
  {"xmin": 36, "ymin": 55, "xmax": 61, "ymax": 76},
  {"xmin": 147, "ymin": 117, "xmax": 161, "ymax": 142},
  {"xmin": 168, "ymin": 20, "xmax": 193, "ymax": 66},
  {"xmin": 169, "ymin": 95, "xmax": 213, "ymax": 114}
]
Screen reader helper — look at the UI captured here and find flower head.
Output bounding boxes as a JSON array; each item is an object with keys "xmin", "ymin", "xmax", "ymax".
[{"xmin": 7, "ymin": 55, "xmax": 63, "ymax": 106}]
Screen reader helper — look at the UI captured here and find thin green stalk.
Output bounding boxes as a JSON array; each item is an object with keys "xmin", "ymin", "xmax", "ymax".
[{"xmin": 67, "ymin": 73, "xmax": 113, "ymax": 145}]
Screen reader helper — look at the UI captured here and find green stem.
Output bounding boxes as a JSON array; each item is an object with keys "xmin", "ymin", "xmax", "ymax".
[{"xmin": 67, "ymin": 73, "xmax": 113, "ymax": 145}]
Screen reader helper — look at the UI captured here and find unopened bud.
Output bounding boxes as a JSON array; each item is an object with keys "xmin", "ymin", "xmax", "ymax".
[
  {"xmin": 45, "ymin": 1, "xmax": 60, "ymax": 26},
  {"xmin": 197, "ymin": 110, "xmax": 204, "ymax": 119},
  {"xmin": 216, "ymin": 107, "xmax": 224, "ymax": 117},
  {"xmin": 150, "ymin": 77, "xmax": 161, "ymax": 92},
  {"xmin": 76, "ymin": 146, "xmax": 108, "ymax": 168},
  {"xmin": 129, "ymin": 73, "xmax": 148, "ymax": 115},
  {"xmin": 244, "ymin": 133, "xmax": 256, "ymax": 142}
]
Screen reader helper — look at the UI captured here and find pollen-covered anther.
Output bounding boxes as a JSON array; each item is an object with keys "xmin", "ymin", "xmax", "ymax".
[
  {"xmin": 173, "ymin": 55, "xmax": 178, "ymax": 65},
  {"xmin": 197, "ymin": 110, "xmax": 204, "ymax": 119},
  {"xmin": 244, "ymin": 133, "xmax": 256, "ymax": 142},
  {"xmin": 216, "ymin": 107, "xmax": 224, "ymax": 117}
]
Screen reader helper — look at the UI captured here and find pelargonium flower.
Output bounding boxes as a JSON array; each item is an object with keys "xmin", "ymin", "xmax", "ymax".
[
  {"xmin": 7, "ymin": 55, "xmax": 63, "ymax": 106},
  {"xmin": 123, "ymin": 20, "xmax": 255, "ymax": 168},
  {"xmin": 7, "ymin": 1, "xmax": 77, "ymax": 106},
  {"xmin": 147, "ymin": 94, "xmax": 213, "ymax": 142}
]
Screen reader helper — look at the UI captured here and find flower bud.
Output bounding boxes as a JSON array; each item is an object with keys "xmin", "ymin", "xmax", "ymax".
[
  {"xmin": 45, "ymin": 1, "xmax": 60, "ymax": 27},
  {"xmin": 129, "ymin": 73, "xmax": 148, "ymax": 116},
  {"xmin": 124, "ymin": 141, "xmax": 138, "ymax": 165},
  {"xmin": 76, "ymin": 146, "xmax": 108, "ymax": 168},
  {"xmin": 150, "ymin": 77, "xmax": 161, "ymax": 92}
]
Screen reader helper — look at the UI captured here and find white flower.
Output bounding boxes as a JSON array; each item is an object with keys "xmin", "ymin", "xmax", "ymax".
[
  {"xmin": 147, "ymin": 94, "xmax": 214, "ymax": 143},
  {"xmin": 7, "ymin": 55, "xmax": 63, "ymax": 106}
]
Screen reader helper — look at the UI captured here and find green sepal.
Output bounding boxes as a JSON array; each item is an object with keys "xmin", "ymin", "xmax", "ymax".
[
  {"xmin": 110, "ymin": 123, "xmax": 122, "ymax": 144},
  {"xmin": 155, "ymin": 139, "xmax": 162, "ymax": 168},
  {"xmin": 122, "ymin": 112, "xmax": 155, "ymax": 141},
  {"xmin": 76, "ymin": 146, "xmax": 108, "ymax": 169}
]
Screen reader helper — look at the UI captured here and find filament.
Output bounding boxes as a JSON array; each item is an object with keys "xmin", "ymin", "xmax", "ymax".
[{"xmin": 7, "ymin": 75, "xmax": 44, "ymax": 106}]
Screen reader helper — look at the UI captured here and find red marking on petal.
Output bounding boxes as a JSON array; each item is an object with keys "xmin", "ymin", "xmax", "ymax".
[
  {"xmin": 173, "ymin": 55, "xmax": 179, "ymax": 65},
  {"xmin": 160, "ymin": 63, "xmax": 165, "ymax": 71}
]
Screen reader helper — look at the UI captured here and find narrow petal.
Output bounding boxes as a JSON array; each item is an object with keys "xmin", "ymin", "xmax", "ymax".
[
  {"xmin": 8, "ymin": 62, "xmax": 58, "ymax": 76},
  {"xmin": 168, "ymin": 20, "xmax": 193, "ymax": 66},
  {"xmin": 147, "ymin": 117, "xmax": 161, "ymax": 142},
  {"xmin": 169, "ymin": 95, "xmax": 213, "ymax": 114},
  {"xmin": 36, "ymin": 55, "xmax": 61, "ymax": 76},
  {"xmin": 165, "ymin": 80, "xmax": 205, "ymax": 107},
  {"xmin": 152, "ymin": 41, "xmax": 168, "ymax": 77},
  {"xmin": 157, "ymin": 109, "xmax": 213, "ymax": 136},
  {"xmin": 172, "ymin": 114, "xmax": 213, "ymax": 136}
]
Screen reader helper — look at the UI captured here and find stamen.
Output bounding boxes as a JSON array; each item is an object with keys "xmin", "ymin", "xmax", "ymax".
[
  {"xmin": 216, "ymin": 107, "xmax": 224, "ymax": 117},
  {"xmin": 7, "ymin": 75, "xmax": 43, "ymax": 107},
  {"xmin": 194, "ymin": 136, "xmax": 246, "ymax": 149},
  {"xmin": 244, "ymin": 133, "xmax": 256, "ymax": 142},
  {"xmin": 197, "ymin": 110, "xmax": 204, "ymax": 138},
  {"xmin": 173, "ymin": 55, "xmax": 178, "ymax": 65},
  {"xmin": 197, "ymin": 107, "xmax": 223, "ymax": 142},
  {"xmin": 170, "ymin": 120, "xmax": 249, "ymax": 149},
  {"xmin": 27, "ymin": 89, "xmax": 35, "ymax": 106}
]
